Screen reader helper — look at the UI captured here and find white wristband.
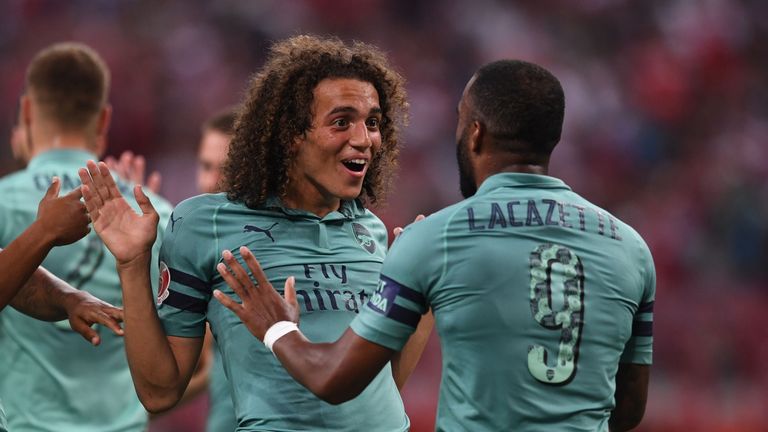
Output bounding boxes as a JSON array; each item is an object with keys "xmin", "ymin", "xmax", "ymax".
[{"xmin": 263, "ymin": 321, "xmax": 299, "ymax": 353}]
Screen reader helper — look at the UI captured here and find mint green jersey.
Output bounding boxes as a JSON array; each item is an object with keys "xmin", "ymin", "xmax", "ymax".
[
  {"xmin": 157, "ymin": 194, "xmax": 409, "ymax": 431},
  {"xmin": 352, "ymin": 173, "xmax": 656, "ymax": 432},
  {"xmin": 0, "ymin": 149, "xmax": 172, "ymax": 432},
  {"xmin": 206, "ymin": 340, "xmax": 236, "ymax": 432}
]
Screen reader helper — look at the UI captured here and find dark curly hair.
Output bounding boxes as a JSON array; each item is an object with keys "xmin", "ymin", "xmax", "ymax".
[{"xmin": 223, "ymin": 35, "xmax": 409, "ymax": 209}]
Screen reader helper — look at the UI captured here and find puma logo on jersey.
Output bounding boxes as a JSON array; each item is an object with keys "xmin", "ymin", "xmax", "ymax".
[
  {"xmin": 170, "ymin": 213, "xmax": 183, "ymax": 232},
  {"xmin": 243, "ymin": 222, "xmax": 278, "ymax": 242}
]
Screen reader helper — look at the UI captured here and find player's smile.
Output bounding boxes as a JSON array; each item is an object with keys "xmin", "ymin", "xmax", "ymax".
[{"xmin": 341, "ymin": 157, "xmax": 367, "ymax": 174}]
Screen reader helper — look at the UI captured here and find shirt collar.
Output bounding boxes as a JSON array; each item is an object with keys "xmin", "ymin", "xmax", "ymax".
[
  {"xmin": 475, "ymin": 172, "xmax": 571, "ymax": 196},
  {"xmin": 263, "ymin": 196, "xmax": 366, "ymax": 222},
  {"xmin": 27, "ymin": 149, "xmax": 98, "ymax": 170}
]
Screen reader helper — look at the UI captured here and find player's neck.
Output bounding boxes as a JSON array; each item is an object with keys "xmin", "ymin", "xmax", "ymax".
[
  {"xmin": 474, "ymin": 150, "xmax": 550, "ymax": 186},
  {"xmin": 29, "ymin": 130, "xmax": 97, "ymax": 159},
  {"xmin": 282, "ymin": 184, "xmax": 341, "ymax": 219}
]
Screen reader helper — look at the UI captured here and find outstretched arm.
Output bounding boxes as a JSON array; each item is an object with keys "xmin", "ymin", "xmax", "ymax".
[
  {"xmin": 214, "ymin": 247, "xmax": 396, "ymax": 404},
  {"xmin": 10, "ymin": 265, "xmax": 124, "ymax": 345},
  {"xmin": 79, "ymin": 160, "xmax": 202, "ymax": 413},
  {"xmin": 0, "ymin": 177, "xmax": 89, "ymax": 310}
]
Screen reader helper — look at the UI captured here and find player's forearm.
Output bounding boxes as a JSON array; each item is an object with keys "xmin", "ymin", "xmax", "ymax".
[
  {"xmin": 0, "ymin": 222, "xmax": 56, "ymax": 311},
  {"xmin": 177, "ymin": 358, "xmax": 210, "ymax": 405},
  {"xmin": 118, "ymin": 257, "xmax": 187, "ymax": 412},
  {"xmin": 273, "ymin": 332, "xmax": 364, "ymax": 404},
  {"xmin": 391, "ymin": 310, "xmax": 433, "ymax": 390},
  {"xmin": 9, "ymin": 266, "xmax": 74, "ymax": 320},
  {"xmin": 177, "ymin": 329, "xmax": 214, "ymax": 405},
  {"xmin": 273, "ymin": 329, "xmax": 393, "ymax": 405}
]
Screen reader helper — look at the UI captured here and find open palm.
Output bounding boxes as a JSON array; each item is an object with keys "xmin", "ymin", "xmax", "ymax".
[{"xmin": 78, "ymin": 160, "xmax": 159, "ymax": 264}]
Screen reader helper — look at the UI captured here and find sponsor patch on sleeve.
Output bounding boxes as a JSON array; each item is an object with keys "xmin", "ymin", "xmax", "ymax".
[
  {"xmin": 366, "ymin": 276, "xmax": 422, "ymax": 328},
  {"xmin": 368, "ymin": 278, "xmax": 398, "ymax": 315}
]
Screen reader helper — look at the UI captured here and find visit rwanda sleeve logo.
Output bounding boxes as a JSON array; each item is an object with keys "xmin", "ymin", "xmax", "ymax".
[{"xmin": 352, "ymin": 222, "xmax": 376, "ymax": 254}]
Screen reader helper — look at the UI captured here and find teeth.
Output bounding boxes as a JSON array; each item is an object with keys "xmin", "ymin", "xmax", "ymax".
[{"xmin": 345, "ymin": 159, "xmax": 366, "ymax": 165}]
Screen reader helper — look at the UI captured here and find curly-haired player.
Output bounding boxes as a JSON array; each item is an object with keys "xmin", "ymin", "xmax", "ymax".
[{"xmin": 80, "ymin": 35, "xmax": 431, "ymax": 431}]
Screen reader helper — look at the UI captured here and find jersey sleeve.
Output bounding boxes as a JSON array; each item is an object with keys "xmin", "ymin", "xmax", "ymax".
[
  {"xmin": 0, "ymin": 200, "xmax": 10, "ymax": 246},
  {"xmin": 148, "ymin": 193, "xmax": 174, "ymax": 297},
  {"xmin": 620, "ymin": 243, "xmax": 656, "ymax": 364},
  {"xmin": 156, "ymin": 200, "xmax": 216, "ymax": 338},
  {"xmin": 350, "ymin": 218, "xmax": 438, "ymax": 351}
]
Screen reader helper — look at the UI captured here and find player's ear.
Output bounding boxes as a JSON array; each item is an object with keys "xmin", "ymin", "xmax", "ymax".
[
  {"xmin": 95, "ymin": 104, "xmax": 112, "ymax": 157},
  {"xmin": 292, "ymin": 132, "xmax": 306, "ymax": 150},
  {"xmin": 468, "ymin": 120, "xmax": 484, "ymax": 154},
  {"xmin": 21, "ymin": 95, "xmax": 32, "ymax": 128}
]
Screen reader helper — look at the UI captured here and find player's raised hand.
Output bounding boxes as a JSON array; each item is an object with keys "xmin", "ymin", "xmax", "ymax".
[
  {"xmin": 78, "ymin": 160, "xmax": 159, "ymax": 265},
  {"xmin": 35, "ymin": 176, "xmax": 90, "ymax": 246},
  {"xmin": 392, "ymin": 214, "xmax": 426, "ymax": 239},
  {"xmin": 64, "ymin": 290, "xmax": 124, "ymax": 346},
  {"xmin": 105, "ymin": 151, "xmax": 163, "ymax": 195},
  {"xmin": 214, "ymin": 246, "xmax": 299, "ymax": 341}
]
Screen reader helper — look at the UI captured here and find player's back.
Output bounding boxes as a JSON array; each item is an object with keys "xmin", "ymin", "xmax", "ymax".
[
  {"xmin": 393, "ymin": 173, "xmax": 655, "ymax": 431},
  {"xmin": 0, "ymin": 149, "xmax": 172, "ymax": 432}
]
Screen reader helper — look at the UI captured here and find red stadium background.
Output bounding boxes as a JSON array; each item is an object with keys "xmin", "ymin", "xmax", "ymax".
[{"xmin": 1, "ymin": 1, "xmax": 767, "ymax": 430}]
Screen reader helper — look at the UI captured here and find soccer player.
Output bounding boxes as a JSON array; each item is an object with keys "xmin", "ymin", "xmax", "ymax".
[
  {"xmin": 0, "ymin": 42, "xmax": 172, "ymax": 431},
  {"xmin": 0, "ymin": 177, "xmax": 90, "ymax": 310},
  {"xmin": 79, "ymin": 35, "xmax": 432, "ymax": 431},
  {"xmin": 196, "ymin": 107, "xmax": 237, "ymax": 194},
  {"xmin": 211, "ymin": 60, "xmax": 656, "ymax": 431},
  {"xmin": 0, "ymin": 177, "xmax": 125, "ymax": 432}
]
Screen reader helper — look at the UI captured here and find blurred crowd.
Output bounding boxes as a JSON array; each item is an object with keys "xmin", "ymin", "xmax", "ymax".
[{"xmin": 2, "ymin": 0, "xmax": 767, "ymax": 430}]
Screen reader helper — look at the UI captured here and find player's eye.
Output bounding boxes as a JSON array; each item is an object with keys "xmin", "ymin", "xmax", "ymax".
[
  {"xmin": 332, "ymin": 118, "xmax": 349, "ymax": 128},
  {"xmin": 366, "ymin": 117, "xmax": 380, "ymax": 130}
]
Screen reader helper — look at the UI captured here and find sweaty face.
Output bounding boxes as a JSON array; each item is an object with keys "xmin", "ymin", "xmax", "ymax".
[
  {"xmin": 197, "ymin": 129, "xmax": 231, "ymax": 193},
  {"xmin": 286, "ymin": 78, "xmax": 382, "ymax": 216}
]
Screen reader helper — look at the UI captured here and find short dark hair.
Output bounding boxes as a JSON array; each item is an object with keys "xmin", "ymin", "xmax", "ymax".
[
  {"xmin": 467, "ymin": 60, "xmax": 564, "ymax": 154},
  {"xmin": 223, "ymin": 35, "xmax": 408, "ymax": 209},
  {"xmin": 203, "ymin": 106, "xmax": 239, "ymax": 136},
  {"xmin": 25, "ymin": 42, "xmax": 110, "ymax": 130}
]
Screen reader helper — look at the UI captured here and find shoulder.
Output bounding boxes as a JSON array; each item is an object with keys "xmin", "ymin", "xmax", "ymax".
[
  {"xmin": 161, "ymin": 193, "xmax": 234, "ymax": 240},
  {"xmin": 580, "ymin": 197, "xmax": 655, "ymax": 271},
  {"xmin": 0, "ymin": 170, "xmax": 29, "ymax": 190},
  {"xmin": 599, "ymin": 206, "xmax": 652, "ymax": 257},
  {"xmin": 0, "ymin": 171, "xmax": 36, "ymax": 215},
  {"xmin": 172, "ymin": 193, "xmax": 232, "ymax": 220},
  {"xmin": 357, "ymin": 207, "xmax": 387, "ymax": 231},
  {"xmin": 400, "ymin": 198, "xmax": 473, "ymax": 240},
  {"xmin": 350, "ymin": 207, "xmax": 388, "ymax": 252}
]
